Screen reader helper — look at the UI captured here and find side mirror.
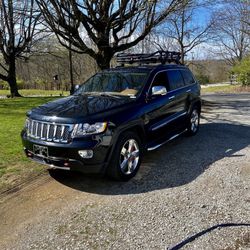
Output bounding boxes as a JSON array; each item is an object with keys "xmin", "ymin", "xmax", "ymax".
[{"xmin": 152, "ymin": 86, "xmax": 167, "ymax": 96}]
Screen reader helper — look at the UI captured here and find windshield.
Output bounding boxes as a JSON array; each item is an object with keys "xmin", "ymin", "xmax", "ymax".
[{"xmin": 75, "ymin": 71, "xmax": 149, "ymax": 97}]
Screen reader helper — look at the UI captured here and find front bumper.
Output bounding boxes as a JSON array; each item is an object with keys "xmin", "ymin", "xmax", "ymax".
[{"xmin": 21, "ymin": 131, "xmax": 112, "ymax": 174}]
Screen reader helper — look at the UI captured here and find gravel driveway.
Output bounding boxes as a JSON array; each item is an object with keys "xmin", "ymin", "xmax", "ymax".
[{"xmin": 0, "ymin": 93, "xmax": 249, "ymax": 250}]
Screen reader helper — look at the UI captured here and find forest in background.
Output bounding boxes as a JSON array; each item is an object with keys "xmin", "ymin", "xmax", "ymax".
[
  {"xmin": 0, "ymin": 0, "xmax": 249, "ymax": 95},
  {"xmin": 0, "ymin": 51, "xmax": 232, "ymax": 91}
]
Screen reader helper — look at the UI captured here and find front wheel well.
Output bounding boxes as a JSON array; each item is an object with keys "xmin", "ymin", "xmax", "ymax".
[
  {"xmin": 106, "ymin": 129, "xmax": 144, "ymax": 181},
  {"xmin": 106, "ymin": 124, "xmax": 146, "ymax": 165},
  {"xmin": 192, "ymin": 100, "xmax": 202, "ymax": 113},
  {"xmin": 112, "ymin": 125, "xmax": 146, "ymax": 152},
  {"xmin": 127, "ymin": 126, "xmax": 146, "ymax": 146}
]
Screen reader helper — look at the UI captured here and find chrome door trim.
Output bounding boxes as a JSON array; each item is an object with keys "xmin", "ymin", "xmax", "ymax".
[
  {"xmin": 147, "ymin": 129, "xmax": 187, "ymax": 151},
  {"xmin": 151, "ymin": 111, "xmax": 187, "ymax": 131}
]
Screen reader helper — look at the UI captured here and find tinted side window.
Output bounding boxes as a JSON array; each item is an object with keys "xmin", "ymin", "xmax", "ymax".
[
  {"xmin": 151, "ymin": 71, "xmax": 168, "ymax": 88},
  {"xmin": 181, "ymin": 69, "xmax": 196, "ymax": 86},
  {"xmin": 167, "ymin": 70, "xmax": 185, "ymax": 91}
]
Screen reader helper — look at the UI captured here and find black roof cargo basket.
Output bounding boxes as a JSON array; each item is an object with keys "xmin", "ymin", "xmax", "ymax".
[{"xmin": 116, "ymin": 50, "xmax": 182, "ymax": 66}]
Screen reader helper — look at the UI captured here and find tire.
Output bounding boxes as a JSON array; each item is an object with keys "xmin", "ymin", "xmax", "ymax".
[
  {"xmin": 106, "ymin": 131, "xmax": 143, "ymax": 181},
  {"xmin": 186, "ymin": 107, "xmax": 200, "ymax": 136}
]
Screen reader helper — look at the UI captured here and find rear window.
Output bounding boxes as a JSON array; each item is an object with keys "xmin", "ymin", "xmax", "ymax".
[
  {"xmin": 181, "ymin": 69, "xmax": 196, "ymax": 86},
  {"xmin": 167, "ymin": 70, "xmax": 185, "ymax": 91}
]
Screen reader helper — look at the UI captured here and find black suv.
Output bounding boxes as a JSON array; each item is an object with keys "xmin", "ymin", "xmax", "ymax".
[{"xmin": 21, "ymin": 51, "xmax": 201, "ymax": 181}]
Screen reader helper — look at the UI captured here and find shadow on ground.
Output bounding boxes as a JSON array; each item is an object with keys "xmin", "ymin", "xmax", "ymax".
[
  {"xmin": 169, "ymin": 223, "xmax": 250, "ymax": 250},
  {"xmin": 49, "ymin": 121, "xmax": 250, "ymax": 195}
]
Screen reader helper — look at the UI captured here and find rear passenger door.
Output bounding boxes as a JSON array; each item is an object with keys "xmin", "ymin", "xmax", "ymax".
[
  {"xmin": 180, "ymin": 69, "xmax": 196, "ymax": 87},
  {"xmin": 180, "ymin": 68, "xmax": 198, "ymax": 97},
  {"xmin": 180, "ymin": 68, "xmax": 199, "ymax": 111},
  {"xmin": 165, "ymin": 69, "xmax": 189, "ymax": 127}
]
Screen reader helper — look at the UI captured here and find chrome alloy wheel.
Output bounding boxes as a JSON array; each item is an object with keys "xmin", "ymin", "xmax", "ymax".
[
  {"xmin": 119, "ymin": 139, "xmax": 140, "ymax": 175},
  {"xmin": 190, "ymin": 109, "xmax": 199, "ymax": 133}
]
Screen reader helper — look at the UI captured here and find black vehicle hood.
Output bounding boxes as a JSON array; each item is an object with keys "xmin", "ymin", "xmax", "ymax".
[{"xmin": 29, "ymin": 94, "xmax": 136, "ymax": 122}]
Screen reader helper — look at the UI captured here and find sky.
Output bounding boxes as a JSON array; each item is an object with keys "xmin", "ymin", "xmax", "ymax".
[{"xmin": 185, "ymin": 4, "xmax": 216, "ymax": 60}]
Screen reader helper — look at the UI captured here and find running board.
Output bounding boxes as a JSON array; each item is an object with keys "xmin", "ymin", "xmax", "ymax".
[{"xmin": 147, "ymin": 129, "xmax": 187, "ymax": 151}]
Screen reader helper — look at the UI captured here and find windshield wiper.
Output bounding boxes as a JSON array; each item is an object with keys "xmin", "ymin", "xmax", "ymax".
[
  {"xmin": 80, "ymin": 92, "xmax": 121, "ymax": 98},
  {"xmin": 98, "ymin": 93, "xmax": 121, "ymax": 98}
]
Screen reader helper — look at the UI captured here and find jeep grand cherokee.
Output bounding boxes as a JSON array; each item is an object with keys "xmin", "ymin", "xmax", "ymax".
[{"xmin": 21, "ymin": 51, "xmax": 201, "ymax": 181}]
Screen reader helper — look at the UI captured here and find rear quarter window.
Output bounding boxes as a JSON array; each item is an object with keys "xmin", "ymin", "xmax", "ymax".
[{"xmin": 181, "ymin": 69, "xmax": 196, "ymax": 86}]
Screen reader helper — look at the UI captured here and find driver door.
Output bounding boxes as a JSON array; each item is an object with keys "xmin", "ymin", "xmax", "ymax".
[{"xmin": 144, "ymin": 71, "xmax": 181, "ymax": 144}]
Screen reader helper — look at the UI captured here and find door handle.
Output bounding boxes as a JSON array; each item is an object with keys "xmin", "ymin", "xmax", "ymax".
[
  {"xmin": 169, "ymin": 95, "xmax": 175, "ymax": 100},
  {"xmin": 186, "ymin": 89, "xmax": 191, "ymax": 93}
]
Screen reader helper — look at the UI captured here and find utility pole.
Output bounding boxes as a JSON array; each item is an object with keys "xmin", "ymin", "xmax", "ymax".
[{"xmin": 191, "ymin": 51, "xmax": 194, "ymax": 71}]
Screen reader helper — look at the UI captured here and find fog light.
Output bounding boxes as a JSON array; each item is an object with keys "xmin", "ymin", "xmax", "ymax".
[{"xmin": 78, "ymin": 150, "xmax": 93, "ymax": 159}]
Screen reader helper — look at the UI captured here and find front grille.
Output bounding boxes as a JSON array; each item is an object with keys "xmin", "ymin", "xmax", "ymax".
[{"xmin": 27, "ymin": 119, "xmax": 74, "ymax": 143}]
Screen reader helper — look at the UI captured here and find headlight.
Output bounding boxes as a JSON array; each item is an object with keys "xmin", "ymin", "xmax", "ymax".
[{"xmin": 73, "ymin": 122, "xmax": 107, "ymax": 137}]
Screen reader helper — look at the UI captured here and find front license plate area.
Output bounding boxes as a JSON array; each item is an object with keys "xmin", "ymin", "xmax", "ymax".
[{"xmin": 33, "ymin": 145, "xmax": 48, "ymax": 158}]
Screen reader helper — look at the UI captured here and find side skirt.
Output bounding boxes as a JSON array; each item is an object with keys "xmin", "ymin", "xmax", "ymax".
[{"xmin": 147, "ymin": 129, "xmax": 188, "ymax": 151}]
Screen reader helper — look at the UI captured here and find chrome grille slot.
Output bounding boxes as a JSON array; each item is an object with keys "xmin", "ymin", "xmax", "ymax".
[
  {"xmin": 62, "ymin": 126, "xmax": 70, "ymax": 141},
  {"xmin": 37, "ymin": 123, "xmax": 42, "ymax": 138},
  {"xmin": 55, "ymin": 125, "xmax": 62, "ymax": 141},
  {"xmin": 42, "ymin": 123, "xmax": 47, "ymax": 139},
  {"xmin": 32, "ymin": 121, "xmax": 36, "ymax": 136},
  {"xmin": 27, "ymin": 119, "xmax": 74, "ymax": 143},
  {"xmin": 48, "ymin": 125, "xmax": 54, "ymax": 141}
]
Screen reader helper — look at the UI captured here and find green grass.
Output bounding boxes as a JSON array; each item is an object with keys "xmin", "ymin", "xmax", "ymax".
[
  {"xmin": 0, "ymin": 97, "xmax": 61, "ymax": 191},
  {"xmin": 201, "ymin": 84, "xmax": 250, "ymax": 94},
  {"xmin": 1, "ymin": 85, "xmax": 248, "ymax": 96},
  {"xmin": 0, "ymin": 89, "xmax": 69, "ymax": 97},
  {"xmin": 0, "ymin": 85, "xmax": 249, "ymax": 193}
]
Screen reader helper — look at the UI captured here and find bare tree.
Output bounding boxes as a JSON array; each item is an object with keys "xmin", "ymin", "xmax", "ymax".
[
  {"xmin": 211, "ymin": 0, "xmax": 250, "ymax": 65},
  {"xmin": 241, "ymin": 0, "xmax": 250, "ymax": 36},
  {"xmin": 36, "ymin": 0, "xmax": 185, "ymax": 70},
  {"xmin": 154, "ymin": 0, "xmax": 213, "ymax": 64},
  {"xmin": 0, "ymin": 0, "xmax": 42, "ymax": 97}
]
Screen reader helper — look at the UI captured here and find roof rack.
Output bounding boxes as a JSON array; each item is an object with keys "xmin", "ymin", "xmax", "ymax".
[{"xmin": 116, "ymin": 50, "xmax": 182, "ymax": 66}]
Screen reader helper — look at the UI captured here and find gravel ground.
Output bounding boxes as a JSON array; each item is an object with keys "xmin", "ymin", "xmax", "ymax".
[{"xmin": 0, "ymin": 93, "xmax": 249, "ymax": 250}]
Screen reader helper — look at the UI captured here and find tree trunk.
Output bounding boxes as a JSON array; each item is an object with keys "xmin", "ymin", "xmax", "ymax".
[
  {"xmin": 96, "ymin": 57, "xmax": 111, "ymax": 70},
  {"xmin": 7, "ymin": 57, "xmax": 22, "ymax": 97},
  {"xmin": 180, "ymin": 46, "xmax": 185, "ymax": 64},
  {"xmin": 8, "ymin": 77, "xmax": 21, "ymax": 97},
  {"xmin": 95, "ymin": 49, "xmax": 113, "ymax": 70}
]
